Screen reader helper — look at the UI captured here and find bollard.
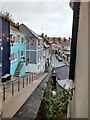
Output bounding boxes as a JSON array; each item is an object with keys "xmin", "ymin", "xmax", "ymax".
[
  {"xmin": 18, "ymin": 79, "xmax": 20, "ymax": 91},
  {"xmin": 3, "ymin": 83, "xmax": 5, "ymax": 101},
  {"xmin": 23, "ymin": 78, "xmax": 24, "ymax": 88},
  {"xmin": 12, "ymin": 81, "xmax": 14, "ymax": 96}
]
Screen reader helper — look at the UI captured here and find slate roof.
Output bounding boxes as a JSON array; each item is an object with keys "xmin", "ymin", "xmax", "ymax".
[{"xmin": 20, "ymin": 23, "xmax": 42, "ymax": 39}]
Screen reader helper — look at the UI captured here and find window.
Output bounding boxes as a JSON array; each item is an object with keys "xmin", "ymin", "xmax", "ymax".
[
  {"xmin": 0, "ymin": 38, "xmax": 1, "ymax": 45},
  {"xmin": 21, "ymin": 50, "xmax": 24, "ymax": 57},
  {"xmin": 38, "ymin": 65, "xmax": 40, "ymax": 70},
  {"xmin": 11, "ymin": 53, "xmax": 17, "ymax": 61},
  {"xmin": 18, "ymin": 50, "xmax": 20, "ymax": 58},
  {"xmin": 21, "ymin": 37, "xmax": 24, "ymax": 44},
  {"xmin": 15, "ymin": 37, "xmax": 18, "ymax": 43}
]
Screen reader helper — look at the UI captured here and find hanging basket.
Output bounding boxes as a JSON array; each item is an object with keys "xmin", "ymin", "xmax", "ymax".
[
  {"xmin": 17, "ymin": 35, "xmax": 20, "ymax": 40},
  {"xmin": 2, "ymin": 33, "xmax": 5, "ymax": 38},
  {"xmin": 11, "ymin": 37, "xmax": 15, "ymax": 43},
  {"xmin": 30, "ymin": 36, "xmax": 33, "ymax": 39}
]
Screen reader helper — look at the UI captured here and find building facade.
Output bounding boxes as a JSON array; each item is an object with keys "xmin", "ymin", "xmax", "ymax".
[
  {"xmin": 59, "ymin": 38, "xmax": 71, "ymax": 62},
  {"xmin": 43, "ymin": 36, "xmax": 51, "ymax": 72},
  {"xmin": 68, "ymin": 1, "xmax": 88, "ymax": 118},
  {"xmin": 0, "ymin": 17, "xmax": 2, "ymax": 81},
  {"xmin": 0, "ymin": 16, "xmax": 10, "ymax": 82},
  {"xmin": 20, "ymin": 24, "xmax": 45, "ymax": 73},
  {"xmin": 10, "ymin": 26, "xmax": 26, "ymax": 77}
]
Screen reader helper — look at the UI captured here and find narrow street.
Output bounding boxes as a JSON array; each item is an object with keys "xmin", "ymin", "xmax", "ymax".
[{"xmin": 51, "ymin": 54, "xmax": 69, "ymax": 80}]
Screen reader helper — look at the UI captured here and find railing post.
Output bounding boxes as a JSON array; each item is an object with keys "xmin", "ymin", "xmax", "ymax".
[
  {"xmin": 35, "ymin": 74, "xmax": 37, "ymax": 80},
  {"xmin": 23, "ymin": 77, "xmax": 24, "ymax": 88},
  {"xmin": 18, "ymin": 79, "xmax": 20, "ymax": 91},
  {"xmin": 32, "ymin": 74, "xmax": 33, "ymax": 82},
  {"xmin": 33, "ymin": 73, "xmax": 35, "ymax": 80},
  {"xmin": 33, "ymin": 74, "xmax": 34, "ymax": 81},
  {"xmin": 31, "ymin": 74, "xmax": 32, "ymax": 83},
  {"xmin": 27, "ymin": 76, "xmax": 28, "ymax": 86},
  {"xmin": 12, "ymin": 81, "xmax": 14, "ymax": 96},
  {"xmin": 35, "ymin": 73, "xmax": 36, "ymax": 80},
  {"xmin": 29, "ymin": 75, "xmax": 30, "ymax": 84},
  {"xmin": 3, "ymin": 83, "xmax": 5, "ymax": 101}
]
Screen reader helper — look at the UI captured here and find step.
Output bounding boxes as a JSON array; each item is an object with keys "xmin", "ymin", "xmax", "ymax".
[
  {"xmin": 15, "ymin": 72, "xmax": 20, "ymax": 74},
  {"xmin": 14, "ymin": 73, "xmax": 19, "ymax": 75},
  {"xmin": 14, "ymin": 74, "xmax": 19, "ymax": 75},
  {"xmin": 14, "ymin": 75, "xmax": 19, "ymax": 77}
]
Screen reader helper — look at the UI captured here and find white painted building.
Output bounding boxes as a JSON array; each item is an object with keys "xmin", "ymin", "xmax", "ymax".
[{"xmin": 20, "ymin": 24, "xmax": 45, "ymax": 73}]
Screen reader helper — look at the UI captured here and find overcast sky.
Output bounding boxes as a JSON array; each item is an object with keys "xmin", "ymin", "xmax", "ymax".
[{"xmin": 1, "ymin": 0, "xmax": 73, "ymax": 38}]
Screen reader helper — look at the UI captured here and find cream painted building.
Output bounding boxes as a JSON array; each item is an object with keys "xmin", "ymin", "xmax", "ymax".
[{"xmin": 69, "ymin": 1, "xmax": 89, "ymax": 118}]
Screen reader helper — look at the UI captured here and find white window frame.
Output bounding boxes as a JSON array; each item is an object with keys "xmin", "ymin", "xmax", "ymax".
[{"xmin": 21, "ymin": 50, "xmax": 24, "ymax": 57}]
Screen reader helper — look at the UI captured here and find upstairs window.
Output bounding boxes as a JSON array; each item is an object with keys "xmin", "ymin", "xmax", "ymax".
[
  {"xmin": 18, "ymin": 50, "xmax": 20, "ymax": 58},
  {"xmin": 21, "ymin": 50, "xmax": 24, "ymax": 57},
  {"xmin": 10, "ymin": 53, "xmax": 17, "ymax": 61}
]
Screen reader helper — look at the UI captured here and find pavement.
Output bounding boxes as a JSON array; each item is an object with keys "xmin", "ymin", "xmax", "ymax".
[
  {"xmin": 2, "ymin": 73, "xmax": 48, "ymax": 118},
  {"xmin": 13, "ymin": 72, "xmax": 51, "ymax": 119}
]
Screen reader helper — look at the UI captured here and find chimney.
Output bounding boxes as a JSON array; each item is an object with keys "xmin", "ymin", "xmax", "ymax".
[
  {"xmin": 16, "ymin": 22, "xmax": 19, "ymax": 29},
  {"xmin": 45, "ymin": 35, "xmax": 47, "ymax": 38},
  {"xmin": 41, "ymin": 33, "xmax": 44, "ymax": 38}
]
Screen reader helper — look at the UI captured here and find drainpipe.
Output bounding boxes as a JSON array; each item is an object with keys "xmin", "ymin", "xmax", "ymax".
[
  {"xmin": 67, "ymin": 1, "xmax": 80, "ymax": 118},
  {"xmin": 69, "ymin": 1, "xmax": 80, "ymax": 81}
]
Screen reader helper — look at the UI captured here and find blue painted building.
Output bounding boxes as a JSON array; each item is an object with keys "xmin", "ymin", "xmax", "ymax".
[
  {"xmin": 10, "ymin": 26, "xmax": 26, "ymax": 77},
  {"xmin": 0, "ymin": 16, "xmax": 10, "ymax": 82},
  {"xmin": 0, "ymin": 17, "xmax": 2, "ymax": 81}
]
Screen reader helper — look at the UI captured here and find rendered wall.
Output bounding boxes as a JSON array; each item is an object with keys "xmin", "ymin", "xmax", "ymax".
[
  {"xmin": 71, "ymin": 2, "xmax": 88, "ymax": 118},
  {"xmin": 10, "ymin": 30, "xmax": 26, "ymax": 77}
]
